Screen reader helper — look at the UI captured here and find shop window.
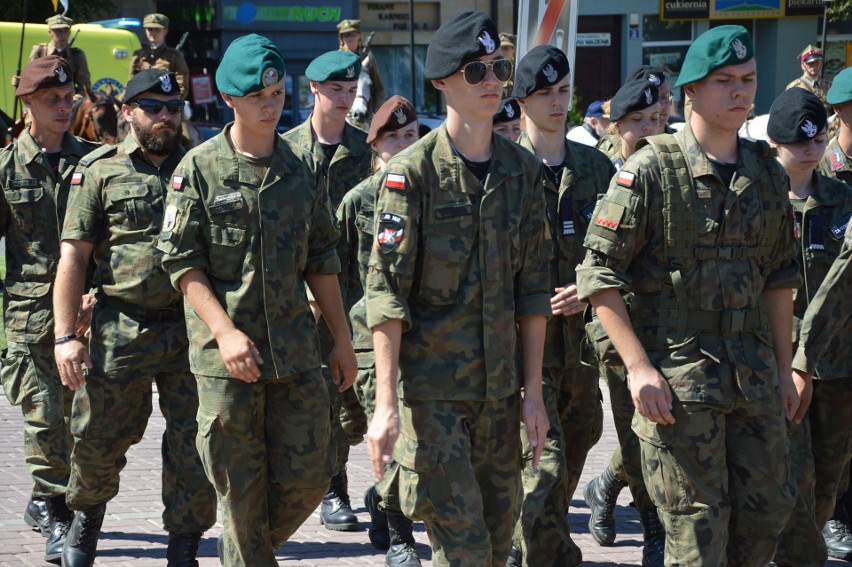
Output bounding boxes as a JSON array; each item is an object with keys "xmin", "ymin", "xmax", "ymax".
[
  {"xmin": 372, "ymin": 45, "xmax": 440, "ymax": 114},
  {"xmin": 642, "ymin": 14, "xmax": 694, "ymax": 117}
]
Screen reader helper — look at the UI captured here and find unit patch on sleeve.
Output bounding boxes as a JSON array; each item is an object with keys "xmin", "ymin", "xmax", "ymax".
[
  {"xmin": 593, "ymin": 201, "xmax": 625, "ymax": 231},
  {"xmin": 829, "ymin": 149, "xmax": 846, "ymax": 172},
  {"xmin": 162, "ymin": 204, "xmax": 178, "ymax": 233},
  {"xmin": 377, "ymin": 212, "xmax": 405, "ymax": 253}
]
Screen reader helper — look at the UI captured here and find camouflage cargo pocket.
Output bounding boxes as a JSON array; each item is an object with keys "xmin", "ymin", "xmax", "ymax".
[
  {"xmin": 632, "ymin": 412, "xmax": 691, "ymax": 513},
  {"xmin": 394, "ymin": 434, "xmax": 462, "ymax": 523},
  {"xmin": 0, "ymin": 344, "xmax": 30, "ymax": 406},
  {"xmin": 196, "ymin": 407, "xmax": 234, "ymax": 499}
]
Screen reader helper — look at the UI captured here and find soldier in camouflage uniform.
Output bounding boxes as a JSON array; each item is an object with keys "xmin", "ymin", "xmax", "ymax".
[
  {"xmin": 337, "ymin": 95, "xmax": 422, "ymax": 566},
  {"xmin": 0, "ymin": 56, "xmax": 97, "ymax": 564},
  {"xmin": 786, "ymin": 45, "xmax": 832, "ymax": 114},
  {"xmin": 365, "ymin": 12, "xmax": 552, "ymax": 567},
  {"xmin": 28, "ymin": 16, "xmax": 92, "ymax": 96},
  {"xmin": 766, "ymin": 87, "xmax": 852, "ymax": 566},
  {"xmin": 282, "ymin": 49, "xmax": 372, "ymax": 532},
  {"xmin": 821, "ymin": 68, "xmax": 852, "ymax": 187},
  {"xmin": 491, "ymin": 98, "xmax": 522, "ymax": 142},
  {"xmin": 156, "ymin": 35, "xmax": 357, "ymax": 567},
  {"xmin": 130, "ymin": 14, "xmax": 191, "ymax": 100},
  {"xmin": 597, "ymin": 78, "xmax": 660, "ymax": 170},
  {"xmin": 505, "ymin": 45, "xmax": 609, "ymax": 567},
  {"xmin": 53, "ymin": 69, "xmax": 216, "ymax": 567},
  {"xmin": 577, "ymin": 26, "xmax": 801, "ymax": 566}
]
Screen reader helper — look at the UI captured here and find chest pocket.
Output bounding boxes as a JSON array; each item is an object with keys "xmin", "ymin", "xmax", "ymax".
[
  {"xmin": 106, "ymin": 183, "xmax": 156, "ymax": 230},
  {"xmin": 355, "ymin": 209, "xmax": 375, "ymax": 268},
  {"xmin": 205, "ymin": 222, "xmax": 247, "ymax": 282},
  {"xmin": 5, "ymin": 186, "xmax": 45, "ymax": 233},
  {"xmin": 418, "ymin": 227, "xmax": 474, "ymax": 306}
]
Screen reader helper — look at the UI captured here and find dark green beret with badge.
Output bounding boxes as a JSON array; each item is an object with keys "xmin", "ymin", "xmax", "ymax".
[
  {"xmin": 609, "ymin": 79, "xmax": 659, "ymax": 121},
  {"xmin": 512, "ymin": 44, "xmax": 569, "ymax": 98},
  {"xmin": 425, "ymin": 11, "xmax": 500, "ymax": 80},
  {"xmin": 493, "ymin": 98, "xmax": 520, "ymax": 124},
  {"xmin": 123, "ymin": 69, "xmax": 180, "ymax": 103},
  {"xmin": 216, "ymin": 34, "xmax": 286, "ymax": 97},
  {"xmin": 768, "ymin": 87, "xmax": 827, "ymax": 144},
  {"xmin": 675, "ymin": 25, "xmax": 753, "ymax": 87},
  {"xmin": 305, "ymin": 51, "xmax": 361, "ymax": 82},
  {"xmin": 827, "ymin": 67, "xmax": 852, "ymax": 105}
]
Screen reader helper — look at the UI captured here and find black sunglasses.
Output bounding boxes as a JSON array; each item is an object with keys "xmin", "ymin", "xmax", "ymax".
[
  {"xmin": 459, "ymin": 59, "xmax": 513, "ymax": 85},
  {"xmin": 131, "ymin": 98, "xmax": 185, "ymax": 115}
]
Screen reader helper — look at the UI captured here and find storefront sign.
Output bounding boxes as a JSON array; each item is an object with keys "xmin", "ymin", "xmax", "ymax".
[
  {"xmin": 361, "ymin": 2, "xmax": 439, "ymax": 32},
  {"xmin": 576, "ymin": 33, "xmax": 611, "ymax": 47},
  {"xmin": 219, "ymin": 0, "xmax": 356, "ymax": 30},
  {"xmin": 784, "ymin": 0, "xmax": 826, "ymax": 17},
  {"xmin": 661, "ymin": 0, "xmax": 816, "ymax": 20}
]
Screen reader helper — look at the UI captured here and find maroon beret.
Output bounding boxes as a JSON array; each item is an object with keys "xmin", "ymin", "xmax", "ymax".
[
  {"xmin": 16, "ymin": 56, "xmax": 74, "ymax": 97},
  {"xmin": 367, "ymin": 96, "xmax": 418, "ymax": 144}
]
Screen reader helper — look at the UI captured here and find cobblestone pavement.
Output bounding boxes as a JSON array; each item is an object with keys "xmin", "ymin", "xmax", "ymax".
[{"xmin": 0, "ymin": 382, "xmax": 844, "ymax": 566}]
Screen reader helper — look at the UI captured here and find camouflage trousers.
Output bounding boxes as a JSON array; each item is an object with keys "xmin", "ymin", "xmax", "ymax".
[
  {"xmin": 775, "ymin": 377, "xmax": 852, "ymax": 566},
  {"xmin": 1, "ymin": 341, "xmax": 74, "ymax": 497},
  {"xmin": 602, "ymin": 362, "xmax": 655, "ymax": 509},
  {"xmin": 323, "ymin": 365, "xmax": 368, "ymax": 472},
  {"xmin": 634, "ymin": 390, "xmax": 795, "ymax": 566},
  {"xmin": 513, "ymin": 365, "xmax": 603, "ymax": 566},
  {"xmin": 396, "ymin": 394, "xmax": 521, "ymax": 567},
  {"xmin": 66, "ymin": 303, "xmax": 216, "ymax": 535},
  {"xmin": 197, "ymin": 368, "xmax": 335, "ymax": 567}
]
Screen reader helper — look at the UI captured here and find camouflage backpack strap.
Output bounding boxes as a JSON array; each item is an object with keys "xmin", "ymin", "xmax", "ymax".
[
  {"xmin": 78, "ymin": 144, "xmax": 117, "ymax": 168},
  {"xmin": 753, "ymin": 139, "xmax": 788, "ymax": 267}
]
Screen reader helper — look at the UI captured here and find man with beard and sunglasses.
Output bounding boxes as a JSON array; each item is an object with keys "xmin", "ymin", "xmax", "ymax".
[
  {"xmin": 52, "ymin": 69, "xmax": 216, "ymax": 567},
  {"xmin": 365, "ymin": 11, "xmax": 551, "ymax": 567}
]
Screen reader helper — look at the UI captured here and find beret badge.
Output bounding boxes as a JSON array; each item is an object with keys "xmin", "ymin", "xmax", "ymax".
[
  {"xmin": 800, "ymin": 119, "xmax": 817, "ymax": 139},
  {"xmin": 478, "ymin": 30, "xmax": 496, "ymax": 54},
  {"xmin": 542, "ymin": 64, "xmax": 558, "ymax": 83},
  {"xmin": 394, "ymin": 107, "xmax": 407, "ymax": 125},
  {"xmin": 55, "ymin": 66, "xmax": 68, "ymax": 84},
  {"xmin": 262, "ymin": 67, "xmax": 279, "ymax": 87},
  {"xmin": 346, "ymin": 66, "xmax": 356, "ymax": 79},
  {"xmin": 159, "ymin": 74, "xmax": 173, "ymax": 93},
  {"xmin": 503, "ymin": 102, "xmax": 515, "ymax": 118},
  {"xmin": 732, "ymin": 38, "xmax": 748, "ymax": 60}
]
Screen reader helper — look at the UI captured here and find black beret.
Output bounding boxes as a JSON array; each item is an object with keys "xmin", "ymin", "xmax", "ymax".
[
  {"xmin": 512, "ymin": 45, "xmax": 570, "ymax": 98},
  {"xmin": 493, "ymin": 98, "xmax": 521, "ymax": 123},
  {"xmin": 609, "ymin": 79, "xmax": 659, "ymax": 121},
  {"xmin": 367, "ymin": 95, "xmax": 418, "ymax": 144},
  {"xmin": 425, "ymin": 11, "xmax": 500, "ymax": 80},
  {"xmin": 123, "ymin": 69, "xmax": 180, "ymax": 103},
  {"xmin": 767, "ymin": 87, "xmax": 827, "ymax": 144},
  {"xmin": 626, "ymin": 65, "xmax": 667, "ymax": 89},
  {"xmin": 16, "ymin": 55, "xmax": 74, "ymax": 97}
]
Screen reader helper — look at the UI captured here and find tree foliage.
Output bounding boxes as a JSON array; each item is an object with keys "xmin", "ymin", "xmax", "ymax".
[
  {"xmin": 827, "ymin": 0, "xmax": 852, "ymax": 22},
  {"xmin": 0, "ymin": 0, "xmax": 117, "ymax": 24}
]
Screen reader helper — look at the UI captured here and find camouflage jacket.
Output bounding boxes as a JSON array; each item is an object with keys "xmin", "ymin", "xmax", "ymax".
[
  {"xmin": 518, "ymin": 132, "xmax": 613, "ymax": 373},
  {"xmin": 130, "ymin": 46, "xmax": 190, "ymax": 99},
  {"xmin": 365, "ymin": 124, "xmax": 552, "ymax": 401},
  {"xmin": 281, "ymin": 115, "xmax": 372, "ymax": 210},
  {"xmin": 793, "ymin": 222, "xmax": 852, "ymax": 376},
  {"xmin": 820, "ymin": 136, "xmax": 852, "ymax": 187},
  {"xmin": 786, "ymin": 75, "xmax": 832, "ymax": 112},
  {"xmin": 0, "ymin": 131, "xmax": 98, "ymax": 343},
  {"xmin": 63, "ymin": 135, "xmax": 183, "ymax": 310},
  {"xmin": 790, "ymin": 173, "xmax": 852, "ymax": 380},
  {"xmin": 29, "ymin": 42, "xmax": 91, "ymax": 94},
  {"xmin": 576, "ymin": 124, "xmax": 801, "ymax": 404},
  {"xmin": 157, "ymin": 124, "xmax": 340, "ymax": 380}
]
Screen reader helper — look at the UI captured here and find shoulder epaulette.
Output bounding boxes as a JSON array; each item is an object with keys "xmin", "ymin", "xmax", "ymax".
[{"xmin": 79, "ymin": 144, "xmax": 117, "ymax": 167}]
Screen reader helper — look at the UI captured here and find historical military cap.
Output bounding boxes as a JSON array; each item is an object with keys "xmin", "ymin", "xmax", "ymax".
[
  {"xmin": 425, "ymin": 11, "xmax": 500, "ymax": 80},
  {"xmin": 493, "ymin": 98, "xmax": 521, "ymax": 124},
  {"xmin": 46, "ymin": 15, "xmax": 72, "ymax": 29},
  {"xmin": 767, "ymin": 87, "xmax": 827, "ymax": 144},
  {"xmin": 367, "ymin": 95, "xmax": 418, "ymax": 144},
  {"xmin": 15, "ymin": 55, "xmax": 74, "ymax": 96},
  {"xmin": 143, "ymin": 13, "xmax": 170, "ymax": 29},
  {"xmin": 123, "ymin": 69, "xmax": 180, "ymax": 103},
  {"xmin": 827, "ymin": 67, "xmax": 852, "ymax": 105},
  {"xmin": 512, "ymin": 45, "xmax": 570, "ymax": 98},
  {"xmin": 585, "ymin": 100, "xmax": 606, "ymax": 118},
  {"xmin": 609, "ymin": 79, "xmax": 659, "ymax": 121},
  {"xmin": 627, "ymin": 65, "xmax": 666, "ymax": 88},
  {"xmin": 675, "ymin": 25, "xmax": 753, "ymax": 87},
  {"xmin": 799, "ymin": 44, "xmax": 823, "ymax": 63},
  {"xmin": 305, "ymin": 50, "xmax": 361, "ymax": 82},
  {"xmin": 216, "ymin": 34, "xmax": 286, "ymax": 96},
  {"xmin": 337, "ymin": 19, "xmax": 361, "ymax": 35},
  {"xmin": 499, "ymin": 32, "xmax": 516, "ymax": 47}
]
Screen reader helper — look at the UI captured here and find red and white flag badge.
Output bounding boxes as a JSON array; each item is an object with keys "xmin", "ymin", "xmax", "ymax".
[
  {"xmin": 71, "ymin": 172, "xmax": 83, "ymax": 185},
  {"xmin": 385, "ymin": 173, "xmax": 406, "ymax": 191},
  {"xmin": 616, "ymin": 170, "xmax": 635, "ymax": 188},
  {"xmin": 172, "ymin": 176, "xmax": 184, "ymax": 191}
]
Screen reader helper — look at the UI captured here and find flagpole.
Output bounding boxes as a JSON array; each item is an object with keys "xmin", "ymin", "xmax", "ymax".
[{"xmin": 8, "ymin": 0, "xmax": 29, "ymax": 141}]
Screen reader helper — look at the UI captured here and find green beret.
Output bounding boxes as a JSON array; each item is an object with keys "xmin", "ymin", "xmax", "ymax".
[
  {"xmin": 767, "ymin": 88, "xmax": 826, "ymax": 144},
  {"xmin": 827, "ymin": 67, "xmax": 852, "ymax": 105},
  {"xmin": 675, "ymin": 25, "xmax": 753, "ymax": 87},
  {"xmin": 216, "ymin": 34, "xmax": 285, "ymax": 97},
  {"xmin": 306, "ymin": 51, "xmax": 361, "ymax": 82},
  {"xmin": 512, "ymin": 45, "xmax": 569, "ymax": 98},
  {"xmin": 425, "ymin": 11, "xmax": 500, "ymax": 80}
]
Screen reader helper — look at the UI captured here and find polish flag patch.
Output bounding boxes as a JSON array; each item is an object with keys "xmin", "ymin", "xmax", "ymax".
[
  {"xmin": 616, "ymin": 170, "xmax": 635, "ymax": 188},
  {"xmin": 172, "ymin": 176, "xmax": 184, "ymax": 190},
  {"xmin": 71, "ymin": 172, "xmax": 83, "ymax": 185},
  {"xmin": 386, "ymin": 173, "xmax": 406, "ymax": 190}
]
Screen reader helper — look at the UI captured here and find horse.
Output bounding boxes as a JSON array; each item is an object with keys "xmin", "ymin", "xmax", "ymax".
[{"xmin": 70, "ymin": 86, "xmax": 119, "ymax": 145}]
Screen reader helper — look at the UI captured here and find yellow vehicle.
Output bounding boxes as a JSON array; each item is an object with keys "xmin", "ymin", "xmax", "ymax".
[{"xmin": 0, "ymin": 21, "xmax": 141, "ymax": 116}]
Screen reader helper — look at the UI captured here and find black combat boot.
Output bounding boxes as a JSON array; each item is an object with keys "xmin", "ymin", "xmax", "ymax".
[
  {"xmin": 166, "ymin": 531, "xmax": 203, "ymax": 567},
  {"xmin": 24, "ymin": 496, "xmax": 50, "ymax": 536},
  {"xmin": 584, "ymin": 465, "xmax": 627, "ymax": 545},
  {"xmin": 320, "ymin": 467, "xmax": 358, "ymax": 531},
  {"xmin": 638, "ymin": 507, "xmax": 666, "ymax": 567},
  {"xmin": 505, "ymin": 545, "xmax": 522, "ymax": 567},
  {"xmin": 61, "ymin": 503, "xmax": 106, "ymax": 567},
  {"xmin": 365, "ymin": 484, "xmax": 390, "ymax": 550},
  {"xmin": 385, "ymin": 512, "xmax": 421, "ymax": 567},
  {"xmin": 44, "ymin": 495, "xmax": 73, "ymax": 564},
  {"xmin": 823, "ymin": 492, "xmax": 852, "ymax": 561}
]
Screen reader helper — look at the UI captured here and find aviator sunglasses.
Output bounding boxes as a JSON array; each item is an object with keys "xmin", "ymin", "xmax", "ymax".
[
  {"xmin": 131, "ymin": 98, "xmax": 186, "ymax": 115},
  {"xmin": 459, "ymin": 59, "xmax": 513, "ymax": 85}
]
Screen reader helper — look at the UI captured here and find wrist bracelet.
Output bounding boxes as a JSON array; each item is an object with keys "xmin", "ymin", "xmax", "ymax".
[{"xmin": 54, "ymin": 335, "xmax": 78, "ymax": 345}]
